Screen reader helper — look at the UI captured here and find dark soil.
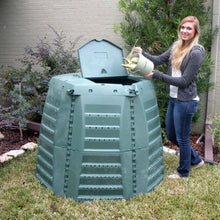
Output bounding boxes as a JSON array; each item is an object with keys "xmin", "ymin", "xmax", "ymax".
[
  {"xmin": 0, "ymin": 128, "xmax": 219, "ymax": 164},
  {"xmin": 164, "ymin": 134, "xmax": 220, "ymax": 164},
  {"xmin": 0, "ymin": 127, "xmax": 39, "ymax": 155}
]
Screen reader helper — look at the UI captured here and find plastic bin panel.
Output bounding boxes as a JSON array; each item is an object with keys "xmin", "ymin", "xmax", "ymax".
[
  {"xmin": 78, "ymin": 39, "xmax": 128, "ymax": 78},
  {"xmin": 36, "ymin": 71, "xmax": 164, "ymax": 201}
]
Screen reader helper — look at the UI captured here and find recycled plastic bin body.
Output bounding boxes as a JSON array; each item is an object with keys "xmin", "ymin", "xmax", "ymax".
[{"xmin": 36, "ymin": 39, "xmax": 164, "ymax": 201}]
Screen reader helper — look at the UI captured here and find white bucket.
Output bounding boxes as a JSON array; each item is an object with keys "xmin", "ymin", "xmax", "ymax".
[{"xmin": 132, "ymin": 53, "xmax": 154, "ymax": 76}]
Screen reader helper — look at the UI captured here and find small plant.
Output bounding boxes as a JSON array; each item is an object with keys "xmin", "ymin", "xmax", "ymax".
[
  {"xmin": 0, "ymin": 27, "xmax": 80, "ymax": 135},
  {"xmin": 211, "ymin": 113, "xmax": 220, "ymax": 157},
  {"xmin": 0, "ymin": 82, "xmax": 31, "ymax": 140}
]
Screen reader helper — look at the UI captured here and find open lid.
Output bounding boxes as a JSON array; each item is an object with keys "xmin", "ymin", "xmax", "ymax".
[{"xmin": 78, "ymin": 39, "xmax": 128, "ymax": 78}]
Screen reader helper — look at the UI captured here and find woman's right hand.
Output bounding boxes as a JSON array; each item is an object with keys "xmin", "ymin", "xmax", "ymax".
[
  {"xmin": 134, "ymin": 47, "xmax": 143, "ymax": 54},
  {"xmin": 144, "ymin": 72, "xmax": 154, "ymax": 79}
]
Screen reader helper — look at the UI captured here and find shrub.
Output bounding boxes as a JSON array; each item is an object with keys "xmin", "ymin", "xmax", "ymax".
[
  {"xmin": 115, "ymin": 0, "xmax": 216, "ymax": 131},
  {"xmin": 211, "ymin": 113, "xmax": 220, "ymax": 157},
  {"xmin": 0, "ymin": 27, "xmax": 80, "ymax": 132},
  {"xmin": 0, "ymin": 82, "xmax": 31, "ymax": 139}
]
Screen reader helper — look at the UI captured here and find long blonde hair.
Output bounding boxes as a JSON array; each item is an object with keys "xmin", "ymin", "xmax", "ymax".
[{"xmin": 172, "ymin": 16, "xmax": 200, "ymax": 70}]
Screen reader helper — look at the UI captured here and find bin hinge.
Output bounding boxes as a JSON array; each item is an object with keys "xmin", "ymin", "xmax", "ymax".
[
  {"xmin": 66, "ymin": 89, "xmax": 75, "ymax": 95},
  {"xmin": 127, "ymin": 86, "xmax": 139, "ymax": 97}
]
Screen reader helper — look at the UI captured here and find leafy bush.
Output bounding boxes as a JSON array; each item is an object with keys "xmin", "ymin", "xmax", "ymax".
[
  {"xmin": 211, "ymin": 113, "xmax": 220, "ymax": 156},
  {"xmin": 0, "ymin": 27, "xmax": 80, "ymax": 131},
  {"xmin": 0, "ymin": 82, "xmax": 31, "ymax": 139},
  {"xmin": 115, "ymin": 0, "xmax": 216, "ymax": 130}
]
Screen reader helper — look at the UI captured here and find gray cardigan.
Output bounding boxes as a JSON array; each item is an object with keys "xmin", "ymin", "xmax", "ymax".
[{"xmin": 142, "ymin": 45, "xmax": 205, "ymax": 101}]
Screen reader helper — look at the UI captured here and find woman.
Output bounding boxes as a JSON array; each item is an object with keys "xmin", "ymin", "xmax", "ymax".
[{"xmin": 134, "ymin": 16, "xmax": 204, "ymax": 178}]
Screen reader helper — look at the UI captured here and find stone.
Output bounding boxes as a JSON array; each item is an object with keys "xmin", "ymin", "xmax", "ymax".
[
  {"xmin": 0, "ymin": 132, "xmax": 4, "ymax": 140},
  {"xmin": 163, "ymin": 146, "xmax": 179, "ymax": 155},
  {"xmin": 20, "ymin": 142, "xmax": 38, "ymax": 150},
  {"xmin": 0, "ymin": 154, "xmax": 13, "ymax": 163},
  {"xmin": 5, "ymin": 149, "xmax": 25, "ymax": 158}
]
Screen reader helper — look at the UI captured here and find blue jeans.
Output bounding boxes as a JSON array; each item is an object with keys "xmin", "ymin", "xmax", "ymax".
[{"xmin": 166, "ymin": 97, "xmax": 202, "ymax": 177}]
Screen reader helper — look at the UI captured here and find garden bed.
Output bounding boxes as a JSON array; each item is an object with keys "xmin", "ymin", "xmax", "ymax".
[
  {"xmin": 164, "ymin": 134, "xmax": 220, "ymax": 164},
  {"xmin": 0, "ymin": 128, "xmax": 39, "ymax": 155},
  {"xmin": 0, "ymin": 128, "xmax": 219, "ymax": 164}
]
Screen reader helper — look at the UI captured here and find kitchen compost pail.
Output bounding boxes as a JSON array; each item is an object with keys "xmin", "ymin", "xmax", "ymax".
[{"xmin": 132, "ymin": 53, "xmax": 154, "ymax": 76}]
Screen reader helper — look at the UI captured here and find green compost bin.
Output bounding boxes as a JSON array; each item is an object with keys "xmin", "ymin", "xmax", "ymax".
[{"xmin": 36, "ymin": 39, "xmax": 164, "ymax": 201}]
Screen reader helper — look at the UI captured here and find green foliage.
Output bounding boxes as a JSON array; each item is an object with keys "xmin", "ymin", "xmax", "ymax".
[
  {"xmin": 211, "ymin": 113, "xmax": 220, "ymax": 156},
  {"xmin": 0, "ymin": 28, "xmax": 80, "ymax": 127},
  {"xmin": 115, "ymin": 0, "xmax": 216, "ymax": 129},
  {"xmin": 1, "ymin": 85, "xmax": 30, "ymax": 127}
]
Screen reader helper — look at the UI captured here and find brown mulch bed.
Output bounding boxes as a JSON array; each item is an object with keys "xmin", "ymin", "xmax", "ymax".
[
  {"xmin": 0, "ymin": 128, "xmax": 220, "ymax": 164},
  {"xmin": 0, "ymin": 128, "xmax": 39, "ymax": 155},
  {"xmin": 164, "ymin": 134, "xmax": 220, "ymax": 164}
]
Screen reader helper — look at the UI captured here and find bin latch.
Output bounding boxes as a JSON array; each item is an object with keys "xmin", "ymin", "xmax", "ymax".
[{"xmin": 127, "ymin": 85, "xmax": 139, "ymax": 97}]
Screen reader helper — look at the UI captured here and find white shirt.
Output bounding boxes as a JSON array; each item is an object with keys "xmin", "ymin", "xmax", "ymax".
[{"xmin": 170, "ymin": 68, "xmax": 181, "ymax": 98}]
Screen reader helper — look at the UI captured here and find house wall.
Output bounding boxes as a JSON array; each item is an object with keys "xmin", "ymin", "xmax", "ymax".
[
  {"xmin": 0, "ymin": 0, "xmax": 124, "ymax": 67},
  {"xmin": 206, "ymin": 0, "xmax": 220, "ymax": 123}
]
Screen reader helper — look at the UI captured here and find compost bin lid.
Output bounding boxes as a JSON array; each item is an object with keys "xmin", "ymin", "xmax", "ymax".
[{"xmin": 78, "ymin": 39, "xmax": 128, "ymax": 78}]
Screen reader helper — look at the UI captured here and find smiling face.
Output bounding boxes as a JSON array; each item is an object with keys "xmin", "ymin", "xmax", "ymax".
[{"xmin": 179, "ymin": 21, "xmax": 196, "ymax": 42}]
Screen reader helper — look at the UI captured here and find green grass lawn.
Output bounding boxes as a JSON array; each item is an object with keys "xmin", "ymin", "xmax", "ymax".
[{"xmin": 0, "ymin": 150, "xmax": 219, "ymax": 220}]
